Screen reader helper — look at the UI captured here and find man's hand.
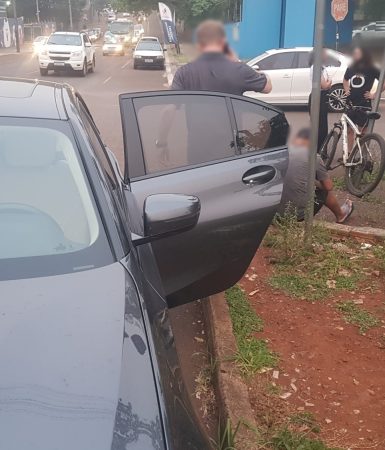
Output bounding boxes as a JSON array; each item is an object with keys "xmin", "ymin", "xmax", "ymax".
[
  {"xmin": 262, "ymin": 74, "xmax": 272, "ymax": 94},
  {"xmin": 364, "ymin": 91, "xmax": 375, "ymax": 100}
]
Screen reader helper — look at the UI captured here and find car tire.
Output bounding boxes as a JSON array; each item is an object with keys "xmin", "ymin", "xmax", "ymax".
[
  {"xmin": 328, "ymin": 84, "xmax": 347, "ymax": 113},
  {"xmin": 39, "ymin": 68, "xmax": 48, "ymax": 76},
  {"xmin": 80, "ymin": 59, "xmax": 87, "ymax": 77},
  {"xmin": 133, "ymin": 63, "xmax": 138, "ymax": 69},
  {"xmin": 103, "ymin": 52, "xmax": 106, "ymax": 56},
  {"xmin": 89, "ymin": 56, "xmax": 95, "ymax": 73}
]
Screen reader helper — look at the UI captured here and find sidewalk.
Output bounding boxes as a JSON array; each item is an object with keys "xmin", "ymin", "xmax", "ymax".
[{"xmin": 0, "ymin": 45, "xmax": 32, "ymax": 57}]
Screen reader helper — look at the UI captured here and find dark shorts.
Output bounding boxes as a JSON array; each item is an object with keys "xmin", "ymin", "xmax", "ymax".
[{"xmin": 296, "ymin": 188, "xmax": 328, "ymax": 222}]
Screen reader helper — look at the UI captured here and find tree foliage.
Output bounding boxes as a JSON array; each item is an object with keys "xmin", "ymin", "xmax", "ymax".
[
  {"xmin": 13, "ymin": 0, "xmax": 86, "ymax": 25},
  {"xmin": 363, "ymin": 0, "xmax": 385, "ymax": 21}
]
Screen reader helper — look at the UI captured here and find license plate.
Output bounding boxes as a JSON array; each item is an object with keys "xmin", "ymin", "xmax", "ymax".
[
  {"xmin": 54, "ymin": 62, "xmax": 65, "ymax": 67},
  {"xmin": 144, "ymin": 59, "xmax": 153, "ymax": 63}
]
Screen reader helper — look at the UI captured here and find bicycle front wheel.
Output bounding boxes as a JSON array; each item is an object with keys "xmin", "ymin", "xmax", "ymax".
[
  {"xmin": 345, "ymin": 133, "xmax": 385, "ymax": 197},
  {"xmin": 321, "ymin": 129, "xmax": 340, "ymax": 170}
]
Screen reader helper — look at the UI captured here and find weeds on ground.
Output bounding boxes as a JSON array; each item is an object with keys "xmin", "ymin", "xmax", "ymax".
[
  {"xmin": 194, "ymin": 353, "xmax": 217, "ymax": 418},
  {"xmin": 332, "ymin": 177, "xmax": 346, "ymax": 191},
  {"xmin": 373, "ymin": 244, "xmax": 385, "ymax": 271},
  {"xmin": 226, "ymin": 286, "xmax": 278, "ymax": 376},
  {"xmin": 337, "ymin": 301, "xmax": 380, "ymax": 334},
  {"xmin": 265, "ymin": 211, "xmax": 367, "ymax": 300},
  {"xmin": 268, "ymin": 427, "xmax": 342, "ymax": 450},
  {"xmin": 211, "ymin": 419, "xmax": 241, "ymax": 450}
]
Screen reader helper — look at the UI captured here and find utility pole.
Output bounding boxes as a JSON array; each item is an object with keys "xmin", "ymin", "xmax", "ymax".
[
  {"xmin": 36, "ymin": 0, "xmax": 40, "ymax": 23},
  {"xmin": 68, "ymin": 0, "xmax": 73, "ymax": 31},
  {"xmin": 304, "ymin": 0, "xmax": 326, "ymax": 244},
  {"xmin": 368, "ymin": 48, "xmax": 385, "ymax": 134},
  {"xmin": 7, "ymin": 0, "xmax": 20, "ymax": 52}
]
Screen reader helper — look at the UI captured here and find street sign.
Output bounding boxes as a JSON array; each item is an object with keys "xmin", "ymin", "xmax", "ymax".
[{"xmin": 331, "ymin": 0, "xmax": 348, "ymax": 22}]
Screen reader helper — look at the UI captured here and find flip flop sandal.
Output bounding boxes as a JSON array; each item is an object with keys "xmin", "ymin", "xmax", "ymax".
[{"xmin": 337, "ymin": 202, "xmax": 354, "ymax": 224}]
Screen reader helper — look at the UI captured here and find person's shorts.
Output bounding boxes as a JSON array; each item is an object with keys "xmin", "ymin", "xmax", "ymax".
[
  {"xmin": 347, "ymin": 107, "xmax": 370, "ymax": 128},
  {"xmin": 295, "ymin": 188, "xmax": 328, "ymax": 222}
]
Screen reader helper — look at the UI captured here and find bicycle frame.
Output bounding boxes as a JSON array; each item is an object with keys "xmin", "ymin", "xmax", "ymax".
[{"xmin": 340, "ymin": 113, "xmax": 363, "ymax": 166}]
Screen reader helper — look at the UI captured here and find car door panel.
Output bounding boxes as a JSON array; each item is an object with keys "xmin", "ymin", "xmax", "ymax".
[{"xmin": 120, "ymin": 91, "xmax": 289, "ymax": 307}]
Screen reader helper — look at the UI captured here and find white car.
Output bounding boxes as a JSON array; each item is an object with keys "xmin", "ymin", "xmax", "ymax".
[
  {"xmin": 39, "ymin": 32, "xmax": 95, "ymax": 77},
  {"xmin": 133, "ymin": 37, "xmax": 165, "ymax": 70},
  {"xmin": 246, "ymin": 47, "xmax": 350, "ymax": 112}
]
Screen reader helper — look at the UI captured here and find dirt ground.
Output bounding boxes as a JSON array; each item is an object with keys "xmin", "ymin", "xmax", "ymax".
[{"xmin": 239, "ymin": 247, "xmax": 385, "ymax": 450}]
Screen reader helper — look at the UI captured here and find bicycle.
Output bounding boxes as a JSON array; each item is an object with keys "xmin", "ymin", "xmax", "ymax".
[{"xmin": 321, "ymin": 102, "xmax": 385, "ymax": 197}]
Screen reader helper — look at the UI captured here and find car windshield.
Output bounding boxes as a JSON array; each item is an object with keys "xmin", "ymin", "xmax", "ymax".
[
  {"xmin": 110, "ymin": 22, "xmax": 132, "ymax": 34},
  {"xmin": 34, "ymin": 36, "xmax": 45, "ymax": 43},
  {"xmin": 0, "ymin": 119, "xmax": 112, "ymax": 280},
  {"xmin": 137, "ymin": 41, "xmax": 162, "ymax": 51},
  {"xmin": 48, "ymin": 34, "xmax": 82, "ymax": 46}
]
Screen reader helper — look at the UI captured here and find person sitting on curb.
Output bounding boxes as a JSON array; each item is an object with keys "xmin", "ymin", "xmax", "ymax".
[{"xmin": 278, "ymin": 128, "xmax": 354, "ymax": 223}]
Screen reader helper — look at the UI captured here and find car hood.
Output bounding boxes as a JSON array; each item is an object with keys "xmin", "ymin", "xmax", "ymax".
[
  {"xmin": 0, "ymin": 263, "xmax": 164, "ymax": 450},
  {"xmin": 134, "ymin": 50, "xmax": 163, "ymax": 57}
]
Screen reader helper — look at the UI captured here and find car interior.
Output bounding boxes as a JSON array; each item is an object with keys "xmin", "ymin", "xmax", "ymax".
[{"xmin": 0, "ymin": 126, "xmax": 99, "ymax": 258}]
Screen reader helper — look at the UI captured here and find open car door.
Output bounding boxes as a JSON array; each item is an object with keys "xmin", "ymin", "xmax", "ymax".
[{"xmin": 120, "ymin": 91, "xmax": 289, "ymax": 307}]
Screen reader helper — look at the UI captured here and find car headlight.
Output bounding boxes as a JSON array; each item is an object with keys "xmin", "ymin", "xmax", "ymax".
[
  {"xmin": 124, "ymin": 36, "xmax": 130, "ymax": 42},
  {"xmin": 102, "ymin": 44, "xmax": 108, "ymax": 51},
  {"xmin": 156, "ymin": 55, "xmax": 164, "ymax": 59},
  {"xmin": 134, "ymin": 54, "xmax": 141, "ymax": 59},
  {"xmin": 116, "ymin": 45, "xmax": 123, "ymax": 51},
  {"xmin": 71, "ymin": 50, "xmax": 82, "ymax": 57}
]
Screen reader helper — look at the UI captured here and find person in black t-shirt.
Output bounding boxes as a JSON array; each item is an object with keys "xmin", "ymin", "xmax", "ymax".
[{"xmin": 343, "ymin": 47, "xmax": 385, "ymax": 149}]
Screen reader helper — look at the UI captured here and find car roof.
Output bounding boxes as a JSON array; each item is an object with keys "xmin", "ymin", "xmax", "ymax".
[
  {"xmin": 52, "ymin": 31, "xmax": 82, "ymax": 36},
  {"xmin": 0, "ymin": 77, "xmax": 67, "ymax": 120},
  {"xmin": 140, "ymin": 36, "xmax": 159, "ymax": 41}
]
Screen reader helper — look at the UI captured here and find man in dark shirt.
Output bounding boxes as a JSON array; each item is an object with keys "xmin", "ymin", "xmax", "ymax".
[{"xmin": 171, "ymin": 20, "xmax": 272, "ymax": 95}]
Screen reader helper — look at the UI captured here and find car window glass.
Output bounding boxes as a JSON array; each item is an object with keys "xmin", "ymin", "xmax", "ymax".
[
  {"xmin": 133, "ymin": 95, "xmax": 235, "ymax": 174},
  {"xmin": 47, "ymin": 34, "xmax": 82, "ymax": 46},
  {"xmin": 0, "ymin": 123, "xmax": 100, "ymax": 259},
  {"xmin": 258, "ymin": 52, "xmax": 295, "ymax": 70},
  {"xmin": 297, "ymin": 52, "xmax": 311, "ymax": 69},
  {"xmin": 324, "ymin": 54, "xmax": 341, "ymax": 67},
  {"xmin": 233, "ymin": 99, "xmax": 285, "ymax": 153}
]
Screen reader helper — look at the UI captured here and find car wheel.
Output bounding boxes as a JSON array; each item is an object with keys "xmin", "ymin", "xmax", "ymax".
[
  {"xmin": 103, "ymin": 52, "xmax": 107, "ymax": 56},
  {"xmin": 80, "ymin": 59, "xmax": 87, "ymax": 77},
  {"xmin": 39, "ymin": 68, "xmax": 48, "ymax": 76},
  {"xmin": 328, "ymin": 84, "xmax": 347, "ymax": 113},
  {"xmin": 133, "ymin": 63, "xmax": 138, "ymax": 69},
  {"xmin": 89, "ymin": 56, "xmax": 95, "ymax": 73}
]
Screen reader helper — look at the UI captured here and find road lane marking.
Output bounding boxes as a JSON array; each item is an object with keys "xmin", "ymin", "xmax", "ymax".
[
  {"xmin": 121, "ymin": 61, "xmax": 130, "ymax": 69},
  {"xmin": 25, "ymin": 70, "xmax": 39, "ymax": 75},
  {"xmin": 103, "ymin": 76, "xmax": 112, "ymax": 84}
]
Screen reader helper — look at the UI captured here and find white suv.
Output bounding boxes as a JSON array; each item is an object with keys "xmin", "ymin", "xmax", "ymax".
[
  {"xmin": 246, "ymin": 47, "xmax": 350, "ymax": 112},
  {"xmin": 39, "ymin": 32, "xmax": 95, "ymax": 77}
]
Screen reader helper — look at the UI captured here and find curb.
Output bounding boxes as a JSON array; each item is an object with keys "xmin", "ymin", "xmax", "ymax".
[
  {"xmin": 203, "ymin": 294, "xmax": 256, "ymax": 448},
  {"xmin": 316, "ymin": 220, "xmax": 385, "ymax": 242}
]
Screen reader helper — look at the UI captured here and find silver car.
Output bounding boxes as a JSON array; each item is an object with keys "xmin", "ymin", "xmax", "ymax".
[{"xmin": 133, "ymin": 37, "xmax": 165, "ymax": 70}]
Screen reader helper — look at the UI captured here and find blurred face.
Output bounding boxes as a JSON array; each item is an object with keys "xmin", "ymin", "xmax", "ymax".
[
  {"xmin": 352, "ymin": 47, "xmax": 363, "ymax": 63},
  {"xmin": 197, "ymin": 36, "xmax": 226, "ymax": 53}
]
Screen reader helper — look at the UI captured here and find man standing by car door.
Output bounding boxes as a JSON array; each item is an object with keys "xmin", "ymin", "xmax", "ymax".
[
  {"xmin": 171, "ymin": 20, "xmax": 272, "ymax": 95},
  {"xmin": 156, "ymin": 20, "xmax": 272, "ymax": 166}
]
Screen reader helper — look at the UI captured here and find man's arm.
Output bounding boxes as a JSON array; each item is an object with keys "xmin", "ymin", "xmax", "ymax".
[
  {"xmin": 241, "ymin": 64, "xmax": 271, "ymax": 94},
  {"xmin": 343, "ymin": 68, "xmax": 351, "ymax": 96}
]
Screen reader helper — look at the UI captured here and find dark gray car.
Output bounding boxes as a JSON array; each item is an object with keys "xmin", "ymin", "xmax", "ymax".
[{"xmin": 0, "ymin": 78, "xmax": 289, "ymax": 450}]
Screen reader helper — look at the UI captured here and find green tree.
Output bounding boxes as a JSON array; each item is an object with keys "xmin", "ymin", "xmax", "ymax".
[{"xmin": 364, "ymin": 0, "xmax": 385, "ymax": 21}]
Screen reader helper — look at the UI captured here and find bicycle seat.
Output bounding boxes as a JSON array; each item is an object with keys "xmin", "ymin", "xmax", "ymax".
[{"xmin": 365, "ymin": 111, "xmax": 381, "ymax": 120}]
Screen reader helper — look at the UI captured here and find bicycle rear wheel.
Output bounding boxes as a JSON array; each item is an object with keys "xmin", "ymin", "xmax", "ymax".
[
  {"xmin": 345, "ymin": 133, "xmax": 385, "ymax": 197},
  {"xmin": 320, "ymin": 129, "xmax": 340, "ymax": 170}
]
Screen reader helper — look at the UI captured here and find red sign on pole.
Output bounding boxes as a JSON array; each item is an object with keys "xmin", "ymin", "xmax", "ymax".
[{"xmin": 331, "ymin": 0, "xmax": 349, "ymax": 22}]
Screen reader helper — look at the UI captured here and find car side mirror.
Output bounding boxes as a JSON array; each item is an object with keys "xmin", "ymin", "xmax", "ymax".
[
  {"xmin": 253, "ymin": 64, "xmax": 260, "ymax": 70},
  {"xmin": 163, "ymin": 48, "xmax": 167, "ymax": 52},
  {"xmin": 85, "ymin": 42, "xmax": 92, "ymax": 47},
  {"xmin": 132, "ymin": 194, "xmax": 200, "ymax": 246}
]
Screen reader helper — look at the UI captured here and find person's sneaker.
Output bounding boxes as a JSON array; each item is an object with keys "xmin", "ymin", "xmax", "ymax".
[{"xmin": 337, "ymin": 199, "xmax": 354, "ymax": 224}]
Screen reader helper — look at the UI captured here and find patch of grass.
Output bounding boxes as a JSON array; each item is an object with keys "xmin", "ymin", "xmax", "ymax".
[
  {"xmin": 373, "ymin": 244, "xmax": 385, "ymax": 271},
  {"xmin": 226, "ymin": 286, "xmax": 278, "ymax": 376},
  {"xmin": 265, "ymin": 212, "xmax": 366, "ymax": 300},
  {"xmin": 361, "ymin": 193, "xmax": 383, "ymax": 204},
  {"xmin": 269, "ymin": 428, "xmax": 342, "ymax": 450},
  {"xmin": 211, "ymin": 419, "xmax": 241, "ymax": 450},
  {"xmin": 289, "ymin": 412, "xmax": 320, "ymax": 434},
  {"xmin": 337, "ymin": 301, "xmax": 380, "ymax": 334},
  {"xmin": 332, "ymin": 177, "xmax": 346, "ymax": 191}
]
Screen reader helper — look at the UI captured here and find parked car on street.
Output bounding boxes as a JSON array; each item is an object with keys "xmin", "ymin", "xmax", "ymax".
[
  {"xmin": 32, "ymin": 35, "xmax": 48, "ymax": 55},
  {"xmin": 246, "ymin": 47, "xmax": 350, "ymax": 112},
  {"xmin": 0, "ymin": 77, "xmax": 289, "ymax": 450},
  {"xmin": 133, "ymin": 37, "xmax": 165, "ymax": 69},
  {"xmin": 38, "ymin": 31, "xmax": 95, "ymax": 77},
  {"xmin": 353, "ymin": 21, "xmax": 385, "ymax": 47}
]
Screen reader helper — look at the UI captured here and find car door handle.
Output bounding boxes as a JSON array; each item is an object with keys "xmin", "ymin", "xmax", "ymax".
[
  {"xmin": 283, "ymin": 74, "xmax": 292, "ymax": 78},
  {"xmin": 242, "ymin": 166, "xmax": 276, "ymax": 185}
]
